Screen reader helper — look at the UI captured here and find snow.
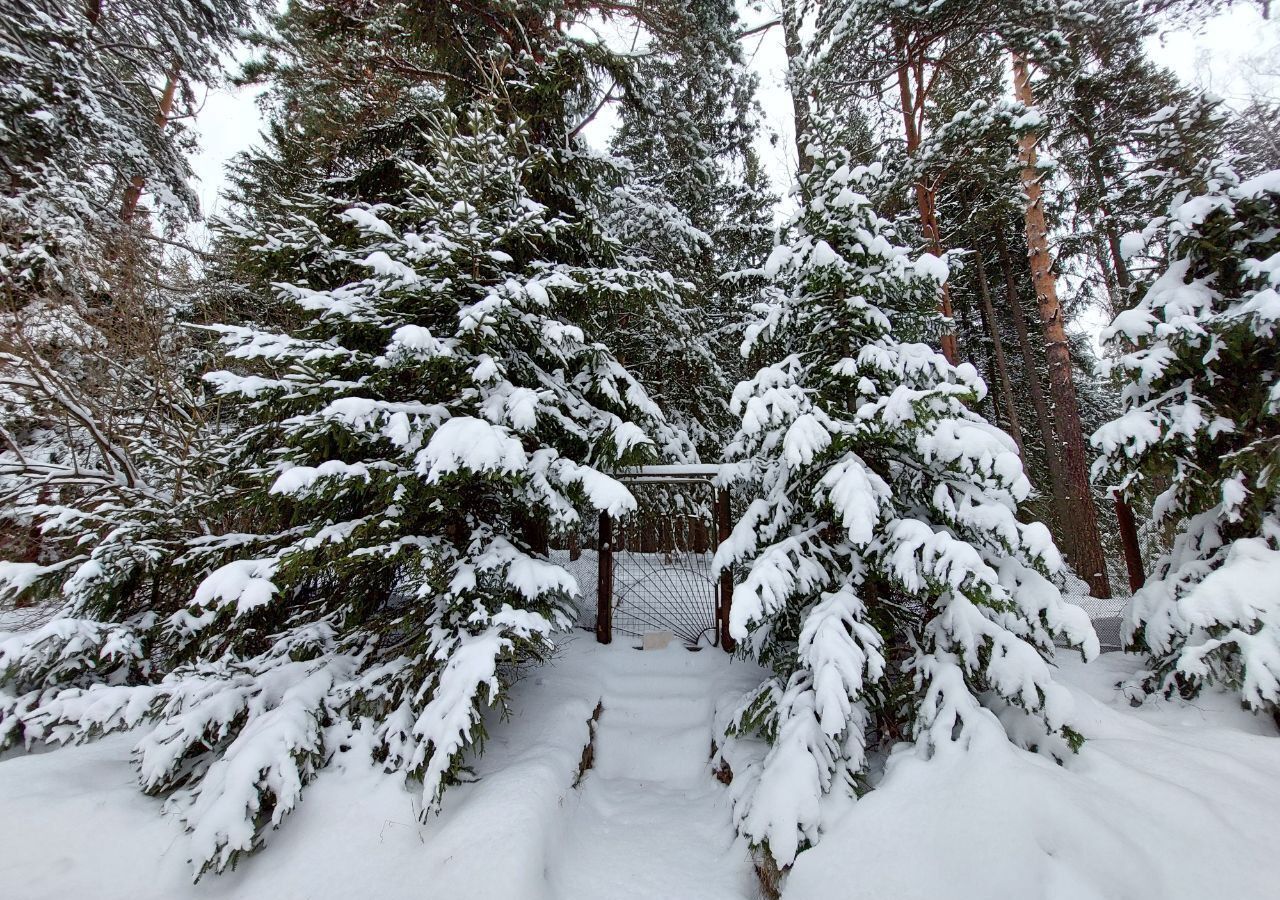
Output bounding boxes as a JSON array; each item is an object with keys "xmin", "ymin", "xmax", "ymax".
[
  {"xmin": 783, "ymin": 653, "xmax": 1280, "ymax": 900},
  {"xmin": 763, "ymin": 244, "xmax": 792, "ymax": 277},
  {"xmin": 3, "ymin": 618, "xmax": 1280, "ymax": 900},
  {"xmin": 913, "ymin": 252, "xmax": 950, "ymax": 284},
  {"xmin": 361, "ymin": 250, "xmax": 419, "ymax": 282},
  {"xmin": 1235, "ymin": 170, "xmax": 1280, "ymax": 199},
  {"xmin": 545, "ymin": 644, "xmax": 764, "ymax": 899},
  {"xmin": 1010, "ymin": 108, "xmax": 1043, "ymax": 130},
  {"xmin": 808, "ymin": 240, "xmax": 839, "ymax": 268},
  {"xmin": 191, "ymin": 558, "xmax": 279, "ymax": 616},
  {"xmin": 341, "ymin": 207, "xmax": 397, "ymax": 237},
  {"xmin": 619, "ymin": 463, "xmax": 724, "ymax": 478},
  {"xmin": 416, "ymin": 416, "xmax": 528, "ymax": 481},
  {"xmin": 0, "ymin": 637, "xmax": 766, "ymax": 900},
  {"xmin": 1119, "ymin": 231, "xmax": 1146, "ymax": 260},
  {"xmin": 270, "ymin": 460, "xmax": 371, "ymax": 495}
]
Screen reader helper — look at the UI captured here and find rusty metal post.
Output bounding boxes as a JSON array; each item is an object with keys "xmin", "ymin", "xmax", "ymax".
[
  {"xmin": 716, "ymin": 489, "xmax": 735, "ymax": 652},
  {"xmin": 1114, "ymin": 493, "xmax": 1146, "ymax": 594},
  {"xmin": 596, "ymin": 511, "xmax": 612, "ymax": 644}
]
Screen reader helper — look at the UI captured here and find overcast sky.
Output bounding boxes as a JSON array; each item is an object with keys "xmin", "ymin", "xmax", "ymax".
[{"xmin": 187, "ymin": 3, "xmax": 1277, "ymax": 237}]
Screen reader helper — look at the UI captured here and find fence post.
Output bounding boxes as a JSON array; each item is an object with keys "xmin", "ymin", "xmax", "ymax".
[
  {"xmin": 716, "ymin": 489, "xmax": 736, "ymax": 652},
  {"xmin": 596, "ymin": 511, "xmax": 613, "ymax": 644}
]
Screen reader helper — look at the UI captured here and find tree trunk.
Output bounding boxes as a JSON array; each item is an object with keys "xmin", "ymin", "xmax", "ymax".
[
  {"xmin": 780, "ymin": 0, "xmax": 812, "ymax": 181},
  {"xmin": 1081, "ymin": 131, "xmax": 1147, "ymax": 593},
  {"xmin": 1113, "ymin": 490, "xmax": 1145, "ymax": 593},
  {"xmin": 892, "ymin": 28, "xmax": 959, "ymax": 365},
  {"xmin": 1012, "ymin": 53, "xmax": 1111, "ymax": 599},
  {"xmin": 996, "ymin": 227, "xmax": 1068, "ymax": 541},
  {"xmin": 1080, "ymin": 125, "xmax": 1134, "ymax": 308},
  {"xmin": 956, "ymin": 284, "xmax": 1000, "ymax": 426},
  {"xmin": 972, "ymin": 243, "xmax": 1024, "ymax": 458},
  {"xmin": 120, "ymin": 63, "xmax": 180, "ymax": 223}
]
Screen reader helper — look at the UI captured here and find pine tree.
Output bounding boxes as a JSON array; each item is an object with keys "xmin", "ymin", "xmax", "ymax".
[
  {"xmin": 1094, "ymin": 164, "xmax": 1280, "ymax": 718},
  {"xmin": 1229, "ymin": 98, "xmax": 1280, "ymax": 173},
  {"xmin": 715, "ymin": 134, "xmax": 1097, "ymax": 870},
  {"xmin": 799, "ymin": 0, "xmax": 1126, "ymax": 597},
  {"xmin": 0, "ymin": 0, "xmax": 262, "ymax": 584},
  {"xmin": 0, "ymin": 0, "xmax": 261, "ymax": 300}
]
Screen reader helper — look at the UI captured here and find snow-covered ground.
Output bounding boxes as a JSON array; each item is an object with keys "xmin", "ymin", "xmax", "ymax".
[
  {"xmin": 787, "ymin": 652, "xmax": 1280, "ymax": 900},
  {"xmin": 0, "ymin": 636, "xmax": 763, "ymax": 900},
  {"xmin": 1, "ymin": 638, "xmax": 1278, "ymax": 899},
  {"xmin": 545, "ymin": 643, "xmax": 763, "ymax": 899}
]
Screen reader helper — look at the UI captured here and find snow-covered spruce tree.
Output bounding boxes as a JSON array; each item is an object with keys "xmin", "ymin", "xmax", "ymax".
[
  {"xmin": 594, "ymin": 169, "xmax": 721, "ymax": 462},
  {"xmin": 605, "ymin": 0, "xmax": 774, "ymax": 455},
  {"xmin": 0, "ymin": 24, "xmax": 696, "ymax": 878},
  {"xmin": 1093, "ymin": 166, "xmax": 1280, "ymax": 719},
  {"xmin": 715, "ymin": 143, "xmax": 1098, "ymax": 868}
]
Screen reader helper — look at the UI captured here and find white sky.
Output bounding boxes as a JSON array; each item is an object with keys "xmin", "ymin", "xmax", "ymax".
[{"xmin": 186, "ymin": 3, "xmax": 1277, "ymax": 256}]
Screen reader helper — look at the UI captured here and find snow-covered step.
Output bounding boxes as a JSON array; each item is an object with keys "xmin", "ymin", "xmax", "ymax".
[
  {"xmin": 592, "ymin": 727, "xmax": 713, "ymax": 786},
  {"xmin": 592, "ymin": 693, "xmax": 711, "ymax": 724},
  {"xmin": 544, "ymin": 642, "xmax": 763, "ymax": 900}
]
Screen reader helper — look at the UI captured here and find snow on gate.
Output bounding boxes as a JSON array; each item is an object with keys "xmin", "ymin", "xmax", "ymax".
[{"xmin": 557, "ymin": 465, "xmax": 734, "ymax": 650}]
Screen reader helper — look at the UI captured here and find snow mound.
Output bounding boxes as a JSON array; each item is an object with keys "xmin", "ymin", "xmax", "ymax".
[{"xmin": 784, "ymin": 653, "xmax": 1280, "ymax": 900}]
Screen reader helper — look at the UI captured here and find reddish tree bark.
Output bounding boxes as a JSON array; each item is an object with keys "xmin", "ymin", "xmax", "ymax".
[
  {"xmin": 996, "ymin": 228, "xmax": 1068, "ymax": 538},
  {"xmin": 893, "ymin": 29, "xmax": 959, "ymax": 365},
  {"xmin": 1012, "ymin": 53, "xmax": 1111, "ymax": 599},
  {"xmin": 120, "ymin": 63, "xmax": 180, "ymax": 223}
]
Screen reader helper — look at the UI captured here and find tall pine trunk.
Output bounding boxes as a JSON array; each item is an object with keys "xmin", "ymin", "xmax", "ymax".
[
  {"xmin": 996, "ymin": 227, "xmax": 1068, "ymax": 545},
  {"xmin": 1011, "ymin": 53, "xmax": 1111, "ymax": 598},
  {"xmin": 891, "ymin": 28, "xmax": 958, "ymax": 365},
  {"xmin": 971, "ymin": 240, "xmax": 1024, "ymax": 457},
  {"xmin": 780, "ymin": 0, "xmax": 812, "ymax": 181}
]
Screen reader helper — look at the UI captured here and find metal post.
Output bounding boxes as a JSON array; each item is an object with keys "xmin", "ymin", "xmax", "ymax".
[
  {"xmin": 596, "ymin": 511, "xmax": 612, "ymax": 644},
  {"xmin": 716, "ymin": 489, "xmax": 735, "ymax": 652}
]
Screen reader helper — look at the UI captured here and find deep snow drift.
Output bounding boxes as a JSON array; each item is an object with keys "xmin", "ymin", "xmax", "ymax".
[
  {"xmin": 0, "ymin": 636, "xmax": 1277, "ymax": 900},
  {"xmin": 786, "ymin": 652, "xmax": 1280, "ymax": 900}
]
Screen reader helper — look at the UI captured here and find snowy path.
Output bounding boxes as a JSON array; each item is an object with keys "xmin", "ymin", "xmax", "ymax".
[
  {"xmin": 11, "ymin": 636, "xmax": 1280, "ymax": 900},
  {"xmin": 546, "ymin": 645, "xmax": 761, "ymax": 900}
]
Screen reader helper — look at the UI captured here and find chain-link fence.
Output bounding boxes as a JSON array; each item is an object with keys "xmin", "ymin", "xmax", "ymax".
[
  {"xmin": 1063, "ymin": 592, "xmax": 1129, "ymax": 652},
  {"xmin": 553, "ymin": 474, "xmax": 1133, "ymax": 654}
]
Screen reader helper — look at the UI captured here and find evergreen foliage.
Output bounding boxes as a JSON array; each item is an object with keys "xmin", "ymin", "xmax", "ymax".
[
  {"xmin": 1094, "ymin": 165, "xmax": 1280, "ymax": 718},
  {"xmin": 0, "ymin": 0, "xmax": 261, "ymax": 300},
  {"xmin": 0, "ymin": 0, "xmax": 1276, "ymax": 883},
  {"xmin": 0, "ymin": 1, "xmax": 696, "ymax": 876},
  {"xmin": 715, "ymin": 137, "xmax": 1097, "ymax": 868},
  {"xmin": 607, "ymin": 0, "xmax": 774, "ymax": 454}
]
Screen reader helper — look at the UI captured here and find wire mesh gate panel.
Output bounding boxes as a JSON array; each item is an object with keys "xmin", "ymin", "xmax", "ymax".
[
  {"xmin": 553, "ymin": 466, "xmax": 1127, "ymax": 653},
  {"xmin": 585, "ymin": 466, "xmax": 733, "ymax": 650}
]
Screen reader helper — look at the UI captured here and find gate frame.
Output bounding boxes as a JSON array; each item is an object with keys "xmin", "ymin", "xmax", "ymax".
[{"xmin": 595, "ymin": 465, "xmax": 734, "ymax": 652}]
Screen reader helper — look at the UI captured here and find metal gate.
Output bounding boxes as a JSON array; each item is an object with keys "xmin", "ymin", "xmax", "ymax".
[{"xmin": 594, "ymin": 465, "xmax": 734, "ymax": 650}]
